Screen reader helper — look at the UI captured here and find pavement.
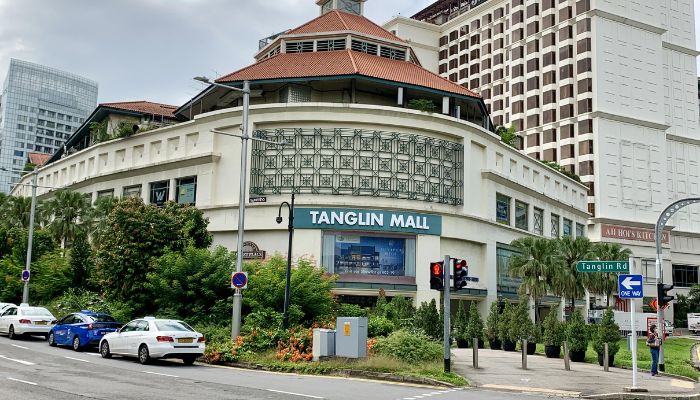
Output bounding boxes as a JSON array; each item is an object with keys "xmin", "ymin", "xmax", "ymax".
[
  {"xmin": 453, "ymin": 348, "xmax": 700, "ymax": 397},
  {"xmin": 0, "ymin": 335, "xmax": 554, "ymax": 400}
]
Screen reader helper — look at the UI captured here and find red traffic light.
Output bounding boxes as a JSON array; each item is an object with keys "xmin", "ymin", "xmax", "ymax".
[
  {"xmin": 432, "ymin": 263, "xmax": 443, "ymax": 276},
  {"xmin": 453, "ymin": 259, "xmax": 468, "ymax": 291},
  {"xmin": 430, "ymin": 261, "xmax": 444, "ymax": 291}
]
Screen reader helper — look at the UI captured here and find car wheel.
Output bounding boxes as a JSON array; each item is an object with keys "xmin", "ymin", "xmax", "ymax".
[
  {"xmin": 138, "ymin": 345, "xmax": 150, "ymax": 365},
  {"xmin": 100, "ymin": 341, "xmax": 112, "ymax": 359},
  {"xmin": 8, "ymin": 325, "xmax": 16, "ymax": 340},
  {"xmin": 72, "ymin": 336, "xmax": 82, "ymax": 352},
  {"xmin": 182, "ymin": 356, "xmax": 197, "ymax": 365},
  {"xmin": 48, "ymin": 332, "xmax": 56, "ymax": 347}
]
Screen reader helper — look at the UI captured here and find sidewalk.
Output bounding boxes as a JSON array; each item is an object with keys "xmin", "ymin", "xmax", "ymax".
[{"xmin": 453, "ymin": 348, "xmax": 699, "ymax": 397}]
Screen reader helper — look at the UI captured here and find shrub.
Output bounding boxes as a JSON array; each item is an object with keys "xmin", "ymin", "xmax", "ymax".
[
  {"xmin": 566, "ymin": 311, "xmax": 588, "ymax": 352},
  {"xmin": 368, "ymin": 315, "xmax": 395, "ymax": 338},
  {"xmin": 48, "ymin": 289, "xmax": 111, "ymax": 319},
  {"xmin": 512, "ymin": 298, "xmax": 535, "ymax": 342},
  {"xmin": 593, "ymin": 308, "xmax": 621, "ymax": 356},
  {"xmin": 384, "ymin": 296, "xmax": 415, "ymax": 329},
  {"xmin": 485, "ymin": 301, "xmax": 499, "ymax": 342},
  {"xmin": 373, "ymin": 329, "xmax": 443, "ymax": 363},
  {"xmin": 407, "ymin": 99, "xmax": 436, "ymax": 112},
  {"xmin": 498, "ymin": 302, "xmax": 515, "ymax": 342},
  {"xmin": 453, "ymin": 302, "xmax": 468, "ymax": 341},
  {"xmin": 542, "ymin": 309, "xmax": 564, "ymax": 346},
  {"xmin": 276, "ymin": 328, "xmax": 313, "ymax": 362},
  {"xmin": 414, "ymin": 299, "xmax": 441, "ymax": 340},
  {"xmin": 335, "ymin": 303, "xmax": 367, "ymax": 318},
  {"xmin": 465, "ymin": 302, "xmax": 484, "ymax": 342}
]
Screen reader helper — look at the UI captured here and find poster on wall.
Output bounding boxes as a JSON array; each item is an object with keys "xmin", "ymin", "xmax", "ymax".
[{"xmin": 333, "ymin": 235, "xmax": 406, "ymax": 276}]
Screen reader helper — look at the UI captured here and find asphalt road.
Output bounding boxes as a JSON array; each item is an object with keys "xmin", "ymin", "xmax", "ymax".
[{"xmin": 0, "ymin": 334, "xmax": 554, "ymax": 400}]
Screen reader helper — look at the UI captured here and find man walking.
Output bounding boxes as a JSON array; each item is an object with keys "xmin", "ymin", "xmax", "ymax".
[{"xmin": 647, "ymin": 324, "xmax": 661, "ymax": 376}]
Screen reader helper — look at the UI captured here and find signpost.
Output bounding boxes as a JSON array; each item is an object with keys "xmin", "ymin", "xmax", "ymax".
[
  {"xmin": 619, "ymin": 269, "xmax": 643, "ymax": 392},
  {"xmin": 231, "ymin": 272, "xmax": 248, "ymax": 290},
  {"xmin": 576, "ymin": 261, "xmax": 629, "ymax": 273},
  {"xmin": 21, "ymin": 270, "xmax": 30, "ymax": 282}
]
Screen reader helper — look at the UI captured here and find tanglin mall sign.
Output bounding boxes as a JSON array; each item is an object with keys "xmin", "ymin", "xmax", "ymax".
[{"xmin": 295, "ymin": 208, "xmax": 442, "ymax": 235}]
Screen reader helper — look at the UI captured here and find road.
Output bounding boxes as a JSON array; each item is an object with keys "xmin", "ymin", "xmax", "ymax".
[{"xmin": 0, "ymin": 335, "xmax": 556, "ymax": 400}]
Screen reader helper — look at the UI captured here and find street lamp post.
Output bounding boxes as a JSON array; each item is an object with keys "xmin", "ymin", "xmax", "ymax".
[
  {"xmin": 2, "ymin": 167, "xmax": 39, "ymax": 304},
  {"xmin": 276, "ymin": 193, "xmax": 295, "ymax": 329},
  {"xmin": 194, "ymin": 77, "xmax": 287, "ymax": 340}
]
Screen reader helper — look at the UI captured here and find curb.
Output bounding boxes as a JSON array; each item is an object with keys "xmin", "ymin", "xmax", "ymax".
[
  {"xmin": 691, "ymin": 343, "xmax": 700, "ymax": 371},
  {"xmin": 208, "ymin": 361, "xmax": 461, "ymax": 388},
  {"xmin": 583, "ymin": 394, "xmax": 700, "ymax": 400}
]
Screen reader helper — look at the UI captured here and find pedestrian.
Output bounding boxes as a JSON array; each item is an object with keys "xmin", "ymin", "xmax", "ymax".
[{"xmin": 646, "ymin": 324, "xmax": 661, "ymax": 376}]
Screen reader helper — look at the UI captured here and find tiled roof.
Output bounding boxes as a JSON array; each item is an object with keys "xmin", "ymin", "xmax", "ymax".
[
  {"xmin": 100, "ymin": 101, "xmax": 178, "ymax": 119},
  {"xmin": 287, "ymin": 10, "xmax": 405, "ymax": 42},
  {"xmin": 28, "ymin": 152, "xmax": 51, "ymax": 166},
  {"xmin": 217, "ymin": 50, "xmax": 479, "ymax": 98}
]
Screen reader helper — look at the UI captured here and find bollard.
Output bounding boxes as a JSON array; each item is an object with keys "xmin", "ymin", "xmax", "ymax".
[
  {"xmin": 563, "ymin": 341, "xmax": 571, "ymax": 371},
  {"xmin": 473, "ymin": 337, "xmax": 479, "ymax": 369},
  {"xmin": 604, "ymin": 342, "xmax": 609, "ymax": 372},
  {"xmin": 521, "ymin": 339, "xmax": 528, "ymax": 370}
]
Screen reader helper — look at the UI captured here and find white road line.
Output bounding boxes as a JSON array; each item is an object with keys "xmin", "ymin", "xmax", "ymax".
[
  {"xmin": 85, "ymin": 353, "xmax": 100, "ymax": 356},
  {"xmin": 64, "ymin": 356, "xmax": 90, "ymax": 363},
  {"xmin": 143, "ymin": 371, "xmax": 179, "ymax": 378},
  {"xmin": 0, "ymin": 355, "xmax": 35, "ymax": 365},
  {"xmin": 10, "ymin": 344, "xmax": 29, "ymax": 350},
  {"xmin": 7, "ymin": 377, "xmax": 37, "ymax": 385},
  {"xmin": 266, "ymin": 389, "xmax": 324, "ymax": 399}
]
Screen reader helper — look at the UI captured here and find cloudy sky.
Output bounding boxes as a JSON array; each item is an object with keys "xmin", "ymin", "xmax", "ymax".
[{"xmin": 0, "ymin": 0, "xmax": 698, "ymax": 108}]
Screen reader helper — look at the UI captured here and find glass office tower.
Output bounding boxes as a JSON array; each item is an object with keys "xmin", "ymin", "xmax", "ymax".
[{"xmin": 0, "ymin": 59, "xmax": 98, "ymax": 192}]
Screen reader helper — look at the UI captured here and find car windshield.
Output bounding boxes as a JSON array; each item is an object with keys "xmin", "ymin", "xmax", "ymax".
[
  {"xmin": 89, "ymin": 314, "xmax": 116, "ymax": 323},
  {"xmin": 20, "ymin": 307, "xmax": 52, "ymax": 316},
  {"xmin": 154, "ymin": 320, "xmax": 194, "ymax": 332}
]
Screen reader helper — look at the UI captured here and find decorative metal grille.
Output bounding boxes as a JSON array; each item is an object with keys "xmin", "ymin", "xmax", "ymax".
[{"xmin": 251, "ymin": 128, "xmax": 464, "ymax": 205}]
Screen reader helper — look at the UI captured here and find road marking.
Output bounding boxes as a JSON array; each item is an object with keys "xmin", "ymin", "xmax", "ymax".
[
  {"xmin": 85, "ymin": 353, "xmax": 100, "ymax": 356},
  {"xmin": 7, "ymin": 377, "xmax": 37, "ymax": 385},
  {"xmin": 266, "ymin": 389, "xmax": 324, "ymax": 399},
  {"xmin": 480, "ymin": 384, "xmax": 580, "ymax": 396},
  {"xmin": 143, "ymin": 371, "xmax": 179, "ymax": 378},
  {"xmin": 64, "ymin": 356, "xmax": 90, "ymax": 363},
  {"xmin": 10, "ymin": 344, "xmax": 29, "ymax": 350},
  {"xmin": 0, "ymin": 355, "xmax": 35, "ymax": 365}
]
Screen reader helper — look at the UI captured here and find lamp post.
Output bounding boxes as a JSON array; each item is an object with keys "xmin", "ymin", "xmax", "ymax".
[
  {"xmin": 194, "ymin": 77, "xmax": 287, "ymax": 340},
  {"xmin": 2, "ymin": 167, "xmax": 39, "ymax": 304},
  {"xmin": 276, "ymin": 193, "xmax": 295, "ymax": 329}
]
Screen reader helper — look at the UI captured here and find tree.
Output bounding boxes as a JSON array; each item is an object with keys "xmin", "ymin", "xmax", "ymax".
[
  {"xmin": 90, "ymin": 120, "xmax": 109, "ymax": 144},
  {"xmin": 588, "ymin": 243, "xmax": 632, "ymax": 306},
  {"xmin": 83, "ymin": 195, "xmax": 118, "ymax": 240},
  {"xmin": 163, "ymin": 202, "xmax": 212, "ymax": 249},
  {"xmin": 414, "ymin": 299, "xmax": 441, "ymax": 340},
  {"xmin": 465, "ymin": 302, "xmax": 485, "ymax": 343},
  {"xmin": 69, "ymin": 231, "xmax": 92, "ymax": 289},
  {"xmin": 509, "ymin": 237, "xmax": 560, "ymax": 322},
  {"xmin": 593, "ymin": 308, "xmax": 620, "ymax": 359},
  {"xmin": 407, "ymin": 99, "xmax": 436, "ymax": 112},
  {"xmin": 44, "ymin": 190, "xmax": 90, "ymax": 249},
  {"xmin": 1, "ymin": 196, "xmax": 34, "ymax": 229},
  {"xmin": 555, "ymin": 236, "xmax": 592, "ymax": 316},
  {"xmin": 495, "ymin": 125, "xmax": 518, "ymax": 148}
]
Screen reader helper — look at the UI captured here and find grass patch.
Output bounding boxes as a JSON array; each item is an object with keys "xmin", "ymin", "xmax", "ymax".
[
  {"xmin": 534, "ymin": 339, "xmax": 699, "ymax": 380},
  {"xmin": 237, "ymin": 351, "xmax": 468, "ymax": 386}
]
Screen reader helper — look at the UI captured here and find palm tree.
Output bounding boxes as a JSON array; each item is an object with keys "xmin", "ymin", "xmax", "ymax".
[
  {"xmin": 82, "ymin": 195, "xmax": 117, "ymax": 240},
  {"xmin": 1, "ymin": 196, "xmax": 33, "ymax": 229},
  {"xmin": 556, "ymin": 236, "xmax": 592, "ymax": 316},
  {"xmin": 589, "ymin": 243, "xmax": 633, "ymax": 307},
  {"xmin": 45, "ymin": 190, "xmax": 90, "ymax": 249},
  {"xmin": 508, "ymin": 237, "xmax": 560, "ymax": 323}
]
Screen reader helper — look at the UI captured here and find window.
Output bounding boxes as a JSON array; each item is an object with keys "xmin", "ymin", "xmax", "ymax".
[
  {"xmin": 123, "ymin": 185, "xmax": 142, "ymax": 199},
  {"xmin": 579, "ymin": 160, "xmax": 594, "ymax": 175},
  {"xmin": 543, "ymin": 129, "xmax": 557, "ymax": 143},
  {"xmin": 578, "ymin": 119, "xmax": 593, "ymax": 134},
  {"xmin": 577, "ymin": 18, "xmax": 591, "ymax": 34},
  {"xmin": 97, "ymin": 189, "xmax": 114, "ymax": 199},
  {"xmin": 351, "ymin": 40, "xmax": 378, "ymax": 55},
  {"xmin": 316, "ymin": 39, "xmax": 346, "ymax": 52},
  {"xmin": 150, "ymin": 180, "xmax": 169, "ymax": 206},
  {"xmin": 642, "ymin": 259, "xmax": 656, "ymax": 283},
  {"xmin": 578, "ymin": 98, "xmax": 593, "ymax": 113},
  {"xmin": 561, "ymin": 144, "xmax": 575, "ymax": 159},
  {"xmin": 551, "ymin": 214, "xmax": 560, "ymax": 237},
  {"xmin": 672, "ymin": 265, "xmax": 699, "ymax": 288},
  {"xmin": 321, "ymin": 233, "xmax": 416, "ymax": 277},
  {"xmin": 577, "ymin": 58, "xmax": 592, "ymax": 73},
  {"xmin": 578, "ymin": 78, "xmax": 592, "ymax": 93},
  {"xmin": 497, "ymin": 244, "xmax": 522, "ymax": 292},
  {"xmin": 515, "ymin": 201, "xmax": 529, "ymax": 230},
  {"xmin": 13, "ymin": 150, "xmax": 23, "ymax": 157},
  {"xmin": 563, "ymin": 218, "xmax": 572, "ymax": 237},
  {"xmin": 575, "ymin": 223, "xmax": 585, "ymax": 238},
  {"xmin": 496, "ymin": 193, "xmax": 511, "ymax": 225},
  {"xmin": 534, "ymin": 208, "xmax": 544, "ymax": 235},
  {"xmin": 176, "ymin": 176, "xmax": 197, "ymax": 205}
]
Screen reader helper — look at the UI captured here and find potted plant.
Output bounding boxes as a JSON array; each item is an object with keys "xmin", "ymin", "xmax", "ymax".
[
  {"xmin": 542, "ymin": 309, "xmax": 564, "ymax": 358},
  {"xmin": 514, "ymin": 298, "xmax": 536, "ymax": 355},
  {"xmin": 594, "ymin": 308, "xmax": 620, "ymax": 367},
  {"xmin": 499, "ymin": 302, "xmax": 517, "ymax": 351},
  {"xmin": 465, "ymin": 302, "xmax": 485, "ymax": 348},
  {"xmin": 486, "ymin": 302, "xmax": 501, "ymax": 350},
  {"xmin": 454, "ymin": 302, "xmax": 469, "ymax": 348},
  {"xmin": 566, "ymin": 311, "xmax": 588, "ymax": 362}
]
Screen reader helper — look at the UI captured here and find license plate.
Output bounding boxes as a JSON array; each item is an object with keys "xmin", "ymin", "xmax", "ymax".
[
  {"xmin": 178, "ymin": 338, "xmax": 194, "ymax": 344},
  {"xmin": 35, "ymin": 321, "xmax": 47, "ymax": 325}
]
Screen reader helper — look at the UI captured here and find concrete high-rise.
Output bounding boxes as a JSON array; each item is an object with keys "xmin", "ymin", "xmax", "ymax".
[
  {"xmin": 0, "ymin": 59, "xmax": 98, "ymax": 192},
  {"xmin": 386, "ymin": 0, "xmax": 700, "ymax": 308}
]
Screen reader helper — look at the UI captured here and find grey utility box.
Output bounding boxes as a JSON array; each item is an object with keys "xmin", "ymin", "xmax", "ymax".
[
  {"xmin": 312, "ymin": 328, "xmax": 336, "ymax": 361},
  {"xmin": 335, "ymin": 317, "xmax": 368, "ymax": 358}
]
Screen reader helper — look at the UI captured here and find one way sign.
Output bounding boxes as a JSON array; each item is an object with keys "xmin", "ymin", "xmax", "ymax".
[{"xmin": 618, "ymin": 274, "xmax": 643, "ymax": 299}]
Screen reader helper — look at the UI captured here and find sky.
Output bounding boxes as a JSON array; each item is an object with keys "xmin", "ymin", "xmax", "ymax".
[{"xmin": 0, "ymin": 0, "xmax": 698, "ymax": 108}]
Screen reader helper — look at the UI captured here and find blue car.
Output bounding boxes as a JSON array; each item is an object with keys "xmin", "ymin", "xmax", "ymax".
[{"xmin": 48, "ymin": 311, "xmax": 122, "ymax": 351}]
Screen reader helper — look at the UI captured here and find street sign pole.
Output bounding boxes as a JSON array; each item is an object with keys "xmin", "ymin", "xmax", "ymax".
[
  {"xmin": 618, "ymin": 268, "xmax": 646, "ymax": 393},
  {"xmin": 629, "ymin": 258, "xmax": 638, "ymax": 390},
  {"xmin": 443, "ymin": 254, "xmax": 451, "ymax": 373}
]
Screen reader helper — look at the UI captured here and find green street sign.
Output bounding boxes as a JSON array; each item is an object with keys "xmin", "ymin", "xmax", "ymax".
[{"xmin": 576, "ymin": 261, "xmax": 629, "ymax": 273}]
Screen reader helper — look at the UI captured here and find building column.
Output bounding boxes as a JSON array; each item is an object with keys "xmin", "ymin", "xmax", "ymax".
[
  {"xmin": 479, "ymin": 241, "xmax": 498, "ymax": 318},
  {"xmin": 169, "ymin": 178, "xmax": 177, "ymax": 202}
]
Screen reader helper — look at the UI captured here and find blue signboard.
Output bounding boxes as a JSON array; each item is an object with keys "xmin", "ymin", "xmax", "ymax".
[
  {"xmin": 21, "ymin": 270, "xmax": 30, "ymax": 282},
  {"xmin": 294, "ymin": 208, "xmax": 442, "ymax": 236},
  {"xmin": 618, "ymin": 274, "xmax": 643, "ymax": 299}
]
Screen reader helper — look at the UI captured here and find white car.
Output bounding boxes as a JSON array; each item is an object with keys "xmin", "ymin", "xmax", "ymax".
[
  {"xmin": 99, "ymin": 317, "xmax": 205, "ymax": 365},
  {"xmin": 0, "ymin": 304, "xmax": 56, "ymax": 339},
  {"xmin": 0, "ymin": 303, "xmax": 15, "ymax": 313}
]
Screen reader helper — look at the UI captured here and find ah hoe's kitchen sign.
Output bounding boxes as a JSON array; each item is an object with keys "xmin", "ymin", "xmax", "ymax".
[
  {"xmin": 295, "ymin": 208, "xmax": 442, "ymax": 235},
  {"xmin": 602, "ymin": 224, "xmax": 669, "ymax": 244}
]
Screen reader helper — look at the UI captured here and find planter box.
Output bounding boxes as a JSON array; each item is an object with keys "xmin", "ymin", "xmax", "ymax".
[
  {"xmin": 569, "ymin": 350, "xmax": 586, "ymax": 362},
  {"xmin": 502, "ymin": 340, "xmax": 517, "ymax": 352},
  {"xmin": 597, "ymin": 353, "xmax": 615, "ymax": 367},
  {"xmin": 544, "ymin": 345, "xmax": 561, "ymax": 358},
  {"xmin": 526, "ymin": 342, "xmax": 536, "ymax": 355}
]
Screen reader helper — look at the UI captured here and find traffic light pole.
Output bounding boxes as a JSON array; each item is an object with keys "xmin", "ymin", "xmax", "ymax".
[{"xmin": 443, "ymin": 254, "xmax": 451, "ymax": 373}]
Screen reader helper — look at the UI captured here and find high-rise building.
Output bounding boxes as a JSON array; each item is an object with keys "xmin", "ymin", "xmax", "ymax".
[
  {"xmin": 0, "ymin": 59, "xmax": 98, "ymax": 192},
  {"xmin": 386, "ymin": 0, "xmax": 700, "ymax": 301}
]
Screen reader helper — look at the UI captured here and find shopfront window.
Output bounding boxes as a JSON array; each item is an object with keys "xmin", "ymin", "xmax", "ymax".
[
  {"xmin": 322, "ymin": 233, "xmax": 416, "ymax": 277},
  {"xmin": 150, "ymin": 181, "xmax": 169, "ymax": 207},
  {"xmin": 672, "ymin": 265, "xmax": 699, "ymax": 288},
  {"xmin": 496, "ymin": 193, "xmax": 511, "ymax": 225},
  {"xmin": 497, "ymin": 244, "xmax": 521, "ymax": 293},
  {"xmin": 176, "ymin": 176, "xmax": 197, "ymax": 205},
  {"xmin": 515, "ymin": 201, "xmax": 528, "ymax": 230}
]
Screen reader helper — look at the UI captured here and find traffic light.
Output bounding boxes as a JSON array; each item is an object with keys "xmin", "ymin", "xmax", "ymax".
[
  {"xmin": 453, "ymin": 259, "xmax": 468, "ymax": 291},
  {"xmin": 430, "ymin": 261, "xmax": 444, "ymax": 291},
  {"xmin": 658, "ymin": 283, "xmax": 674, "ymax": 307}
]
